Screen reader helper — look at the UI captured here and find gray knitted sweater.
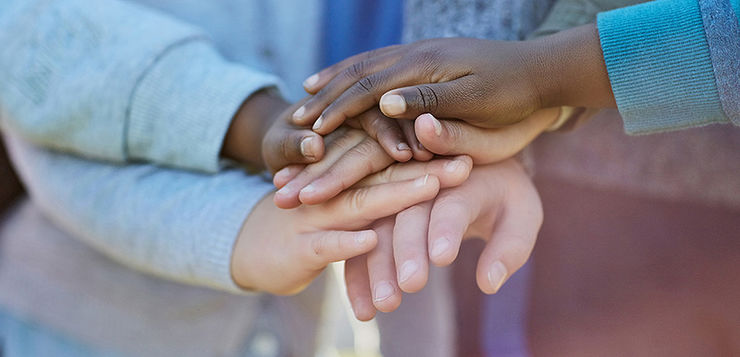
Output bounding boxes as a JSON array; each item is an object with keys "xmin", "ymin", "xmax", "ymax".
[{"xmin": 404, "ymin": 0, "xmax": 556, "ymax": 42}]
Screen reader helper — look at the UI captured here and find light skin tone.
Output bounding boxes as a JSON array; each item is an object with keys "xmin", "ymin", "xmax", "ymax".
[
  {"xmin": 271, "ymin": 108, "xmax": 558, "ymax": 209},
  {"xmin": 294, "ymin": 23, "xmax": 615, "ymax": 134},
  {"xmin": 346, "ymin": 159, "xmax": 543, "ymax": 320},
  {"xmin": 221, "ymin": 23, "xmax": 580, "ymax": 302},
  {"xmin": 264, "ymin": 118, "xmax": 549, "ymax": 315},
  {"xmin": 262, "ymin": 25, "xmax": 574, "ymax": 207},
  {"xmin": 234, "ymin": 98, "xmax": 554, "ymax": 306},
  {"xmin": 230, "ymin": 140, "xmax": 474, "ymax": 295}
]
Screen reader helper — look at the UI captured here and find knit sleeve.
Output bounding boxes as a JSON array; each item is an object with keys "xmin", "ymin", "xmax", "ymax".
[
  {"xmin": 4, "ymin": 134, "xmax": 274, "ymax": 293},
  {"xmin": 0, "ymin": 0, "xmax": 280, "ymax": 172},
  {"xmin": 597, "ymin": 0, "xmax": 740, "ymax": 134}
]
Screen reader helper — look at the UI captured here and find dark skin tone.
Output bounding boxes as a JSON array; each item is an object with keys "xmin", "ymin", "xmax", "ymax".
[
  {"xmin": 218, "ymin": 24, "xmax": 617, "ymax": 318},
  {"xmin": 220, "ymin": 23, "xmax": 615, "ymax": 210},
  {"xmin": 294, "ymin": 23, "xmax": 616, "ymax": 133},
  {"xmin": 221, "ymin": 90, "xmax": 431, "ymax": 173},
  {"xmin": 220, "ymin": 90, "xmax": 320, "ymax": 172},
  {"xmin": 220, "ymin": 89, "xmax": 433, "ymax": 210}
]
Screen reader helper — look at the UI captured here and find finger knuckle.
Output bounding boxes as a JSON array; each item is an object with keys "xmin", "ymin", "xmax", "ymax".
[
  {"xmin": 363, "ymin": 116, "xmax": 383, "ymax": 137},
  {"xmin": 359, "ymin": 75, "xmax": 378, "ymax": 93},
  {"xmin": 310, "ymin": 236, "xmax": 325, "ymax": 257},
  {"xmin": 416, "ymin": 85, "xmax": 440, "ymax": 112},
  {"xmin": 375, "ymin": 117, "xmax": 396, "ymax": 132},
  {"xmin": 310, "ymin": 234, "xmax": 339, "ymax": 259},
  {"xmin": 332, "ymin": 129, "xmax": 364, "ymax": 151},
  {"xmin": 438, "ymin": 123, "xmax": 464, "ymax": 154},
  {"xmin": 351, "ymin": 139, "xmax": 387, "ymax": 173},
  {"xmin": 280, "ymin": 135, "xmax": 298, "ymax": 161},
  {"xmin": 377, "ymin": 164, "xmax": 397, "ymax": 183},
  {"xmin": 353, "ymin": 137, "xmax": 381, "ymax": 158},
  {"xmin": 347, "ymin": 187, "xmax": 370, "ymax": 211},
  {"xmin": 345, "ymin": 61, "xmax": 367, "ymax": 80},
  {"xmin": 414, "ymin": 47, "xmax": 442, "ymax": 69}
]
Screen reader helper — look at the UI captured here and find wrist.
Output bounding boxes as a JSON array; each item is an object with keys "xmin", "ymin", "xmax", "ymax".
[
  {"xmin": 231, "ymin": 193, "xmax": 283, "ymax": 291},
  {"xmin": 530, "ymin": 23, "xmax": 616, "ymax": 109},
  {"xmin": 222, "ymin": 89, "xmax": 290, "ymax": 168}
]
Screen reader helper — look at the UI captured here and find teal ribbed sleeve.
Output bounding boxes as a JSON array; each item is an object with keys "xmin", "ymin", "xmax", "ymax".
[{"xmin": 598, "ymin": 0, "xmax": 729, "ymax": 134}]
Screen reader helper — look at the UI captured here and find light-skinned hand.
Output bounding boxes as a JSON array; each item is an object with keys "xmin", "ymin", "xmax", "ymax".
[
  {"xmin": 231, "ymin": 155, "xmax": 473, "ymax": 295},
  {"xmin": 271, "ymin": 126, "xmax": 448, "ymax": 209},
  {"xmin": 344, "ymin": 159, "xmax": 543, "ymax": 320}
]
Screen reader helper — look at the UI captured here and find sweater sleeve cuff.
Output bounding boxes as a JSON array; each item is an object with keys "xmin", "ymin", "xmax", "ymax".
[
  {"xmin": 195, "ymin": 177, "xmax": 275, "ymax": 293},
  {"xmin": 597, "ymin": 0, "xmax": 729, "ymax": 135},
  {"xmin": 127, "ymin": 40, "xmax": 281, "ymax": 172}
]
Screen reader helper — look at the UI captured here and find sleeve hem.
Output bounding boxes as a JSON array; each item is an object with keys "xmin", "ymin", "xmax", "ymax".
[
  {"xmin": 598, "ymin": 0, "xmax": 729, "ymax": 135},
  {"xmin": 198, "ymin": 183, "xmax": 274, "ymax": 294},
  {"xmin": 127, "ymin": 40, "xmax": 281, "ymax": 172}
]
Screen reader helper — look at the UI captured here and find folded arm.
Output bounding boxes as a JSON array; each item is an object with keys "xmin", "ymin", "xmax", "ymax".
[
  {"xmin": 0, "ymin": 0, "xmax": 280, "ymax": 172},
  {"xmin": 4, "ymin": 134, "xmax": 274, "ymax": 292}
]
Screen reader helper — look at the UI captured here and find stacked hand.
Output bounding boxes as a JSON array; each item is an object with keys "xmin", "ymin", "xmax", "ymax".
[{"xmin": 223, "ymin": 25, "xmax": 616, "ymax": 315}]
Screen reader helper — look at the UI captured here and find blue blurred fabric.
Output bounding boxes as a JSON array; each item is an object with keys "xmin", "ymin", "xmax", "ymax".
[{"xmin": 323, "ymin": 0, "xmax": 403, "ymax": 66}]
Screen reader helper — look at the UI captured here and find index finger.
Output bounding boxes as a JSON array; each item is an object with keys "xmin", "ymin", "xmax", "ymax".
[
  {"xmin": 302, "ymin": 45, "xmax": 402, "ymax": 94},
  {"xmin": 319, "ymin": 174, "xmax": 440, "ymax": 230}
]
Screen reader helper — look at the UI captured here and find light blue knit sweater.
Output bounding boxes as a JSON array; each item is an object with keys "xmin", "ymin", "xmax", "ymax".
[{"xmin": 0, "ymin": 0, "xmax": 323, "ymax": 293}]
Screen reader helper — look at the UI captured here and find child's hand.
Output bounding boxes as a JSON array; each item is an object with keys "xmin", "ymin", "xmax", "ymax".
[
  {"xmin": 221, "ymin": 91, "xmax": 325, "ymax": 171},
  {"xmin": 222, "ymin": 92, "xmax": 429, "ymax": 174},
  {"xmin": 344, "ymin": 159, "xmax": 543, "ymax": 320},
  {"xmin": 293, "ymin": 24, "xmax": 613, "ymax": 133},
  {"xmin": 343, "ymin": 107, "xmax": 433, "ymax": 162},
  {"xmin": 230, "ymin": 156, "xmax": 471, "ymax": 295},
  {"xmin": 271, "ymin": 126, "xmax": 451, "ymax": 209}
]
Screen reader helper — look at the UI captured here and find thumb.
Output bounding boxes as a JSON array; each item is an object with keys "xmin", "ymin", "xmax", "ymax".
[
  {"xmin": 263, "ymin": 128, "xmax": 325, "ymax": 172},
  {"xmin": 379, "ymin": 78, "xmax": 477, "ymax": 121},
  {"xmin": 415, "ymin": 111, "xmax": 554, "ymax": 164},
  {"xmin": 301, "ymin": 230, "xmax": 378, "ymax": 269}
]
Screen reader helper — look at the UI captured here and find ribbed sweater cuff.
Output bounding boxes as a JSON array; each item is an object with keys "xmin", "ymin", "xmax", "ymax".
[
  {"xmin": 598, "ymin": 0, "xmax": 728, "ymax": 135},
  {"xmin": 128, "ymin": 40, "xmax": 280, "ymax": 172},
  {"xmin": 196, "ymin": 179, "xmax": 275, "ymax": 294}
]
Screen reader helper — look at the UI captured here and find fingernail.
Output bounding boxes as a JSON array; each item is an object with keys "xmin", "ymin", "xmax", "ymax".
[
  {"xmin": 312, "ymin": 115, "xmax": 324, "ymax": 131},
  {"xmin": 380, "ymin": 94, "xmax": 406, "ymax": 116},
  {"xmin": 293, "ymin": 105, "xmax": 306, "ymax": 121},
  {"xmin": 300, "ymin": 136, "xmax": 315, "ymax": 159},
  {"xmin": 431, "ymin": 116, "xmax": 443, "ymax": 136},
  {"xmin": 303, "ymin": 73, "xmax": 319, "ymax": 88},
  {"xmin": 276, "ymin": 183, "xmax": 294, "ymax": 196},
  {"xmin": 351, "ymin": 298, "xmax": 366, "ymax": 318},
  {"xmin": 396, "ymin": 142, "xmax": 411, "ymax": 152},
  {"xmin": 373, "ymin": 281, "xmax": 395, "ymax": 302},
  {"xmin": 430, "ymin": 237, "xmax": 450, "ymax": 259},
  {"xmin": 488, "ymin": 260, "xmax": 508, "ymax": 293},
  {"xmin": 398, "ymin": 261, "xmax": 419, "ymax": 283},
  {"xmin": 355, "ymin": 232, "xmax": 369, "ymax": 245},
  {"xmin": 414, "ymin": 174, "xmax": 430, "ymax": 187},
  {"xmin": 444, "ymin": 160, "xmax": 461, "ymax": 173},
  {"xmin": 273, "ymin": 167, "xmax": 292, "ymax": 182},
  {"xmin": 300, "ymin": 184, "xmax": 316, "ymax": 195}
]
